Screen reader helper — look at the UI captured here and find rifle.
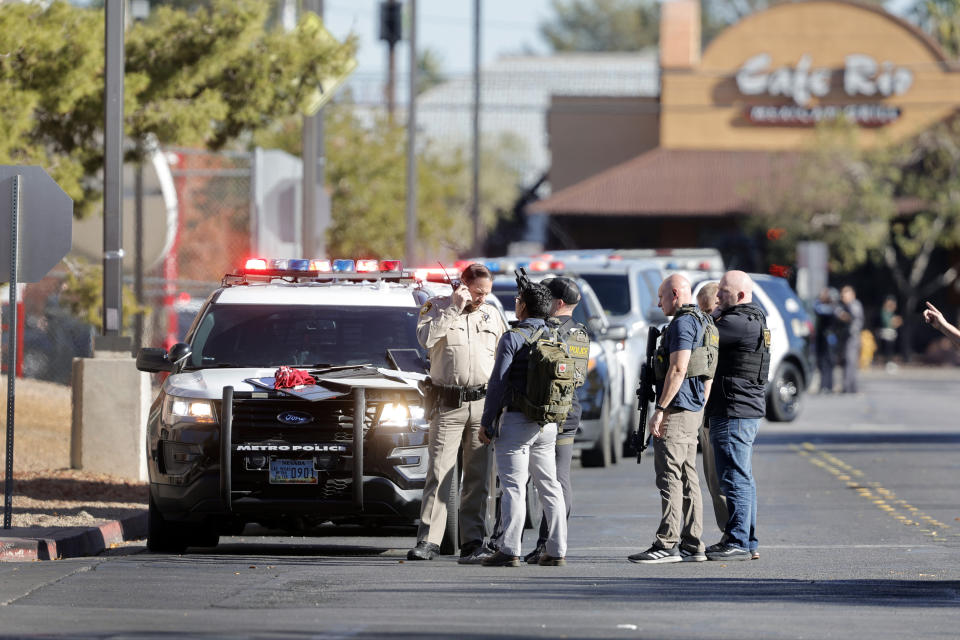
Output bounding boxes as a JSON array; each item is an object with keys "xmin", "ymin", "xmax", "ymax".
[
  {"xmin": 514, "ymin": 267, "xmax": 531, "ymax": 292},
  {"xmin": 634, "ymin": 324, "xmax": 661, "ymax": 464}
]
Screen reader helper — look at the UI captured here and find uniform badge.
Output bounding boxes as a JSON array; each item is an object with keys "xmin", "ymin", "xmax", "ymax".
[{"xmin": 420, "ymin": 301, "xmax": 433, "ymax": 315}]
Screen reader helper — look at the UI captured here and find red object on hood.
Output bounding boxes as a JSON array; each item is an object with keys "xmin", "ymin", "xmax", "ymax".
[{"xmin": 274, "ymin": 366, "xmax": 316, "ymax": 389}]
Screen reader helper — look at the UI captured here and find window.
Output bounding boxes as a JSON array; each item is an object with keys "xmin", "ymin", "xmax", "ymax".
[{"xmin": 186, "ymin": 304, "xmax": 423, "ymax": 369}]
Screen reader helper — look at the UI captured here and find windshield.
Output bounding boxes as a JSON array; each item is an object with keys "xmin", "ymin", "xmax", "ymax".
[
  {"xmin": 579, "ymin": 274, "xmax": 631, "ymax": 316},
  {"xmin": 185, "ymin": 304, "xmax": 423, "ymax": 369}
]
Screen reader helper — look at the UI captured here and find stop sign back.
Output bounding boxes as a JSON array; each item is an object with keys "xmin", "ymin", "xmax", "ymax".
[{"xmin": 0, "ymin": 166, "xmax": 73, "ymax": 283}]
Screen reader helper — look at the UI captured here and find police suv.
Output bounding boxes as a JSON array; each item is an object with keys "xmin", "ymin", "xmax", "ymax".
[{"xmin": 136, "ymin": 258, "xmax": 460, "ymax": 553}]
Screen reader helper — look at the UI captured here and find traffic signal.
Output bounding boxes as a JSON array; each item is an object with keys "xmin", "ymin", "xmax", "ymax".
[{"xmin": 379, "ymin": 1, "xmax": 402, "ymax": 46}]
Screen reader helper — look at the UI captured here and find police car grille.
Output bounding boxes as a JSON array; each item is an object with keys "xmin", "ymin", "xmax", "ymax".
[{"xmin": 230, "ymin": 399, "xmax": 373, "ymax": 440}]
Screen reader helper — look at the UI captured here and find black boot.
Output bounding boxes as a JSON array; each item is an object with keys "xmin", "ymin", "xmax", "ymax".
[{"xmin": 406, "ymin": 540, "xmax": 440, "ymax": 560}]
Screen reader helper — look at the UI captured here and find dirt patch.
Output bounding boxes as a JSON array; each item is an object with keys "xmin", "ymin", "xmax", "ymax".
[{"xmin": 0, "ymin": 377, "xmax": 146, "ymax": 530}]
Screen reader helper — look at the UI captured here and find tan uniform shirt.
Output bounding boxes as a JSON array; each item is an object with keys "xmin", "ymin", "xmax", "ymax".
[{"xmin": 417, "ymin": 296, "xmax": 506, "ymax": 387}]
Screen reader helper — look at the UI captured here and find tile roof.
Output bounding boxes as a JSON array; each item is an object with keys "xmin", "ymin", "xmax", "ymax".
[{"xmin": 528, "ymin": 148, "xmax": 801, "ymax": 216}]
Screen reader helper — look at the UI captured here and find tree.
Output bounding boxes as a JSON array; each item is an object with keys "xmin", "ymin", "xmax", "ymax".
[
  {"xmin": 748, "ymin": 118, "xmax": 960, "ymax": 355},
  {"xmin": 254, "ymin": 107, "xmax": 523, "ymax": 260},
  {"xmin": 539, "ymin": 0, "xmax": 659, "ymax": 51},
  {"xmin": 911, "ymin": 0, "xmax": 960, "ymax": 58},
  {"xmin": 417, "ymin": 48, "xmax": 447, "ymax": 95},
  {"xmin": 0, "ymin": 0, "xmax": 355, "ymax": 217}
]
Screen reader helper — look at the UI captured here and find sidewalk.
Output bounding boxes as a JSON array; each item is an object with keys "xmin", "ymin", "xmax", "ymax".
[{"xmin": 0, "ymin": 510, "xmax": 147, "ymax": 561}]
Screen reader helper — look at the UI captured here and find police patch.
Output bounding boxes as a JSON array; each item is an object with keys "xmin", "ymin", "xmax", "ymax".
[{"xmin": 420, "ymin": 301, "xmax": 433, "ymax": 315}]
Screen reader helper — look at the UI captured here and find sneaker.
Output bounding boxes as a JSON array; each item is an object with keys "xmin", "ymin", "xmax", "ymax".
[
  {"xmin": 524, "ymin": 545, "xmax": 545, "ymax": 565},
  {"xmin": 457, "ymin": 545, "xmax": 495, "ymax": 565},
  {"xmin": 627, "ymin": 545, "xmax": 681, "ymax": 564},
  {"xmin": 705, "ymin": 543, "xmax": 750, "ymax": 561},
  {"xmin": 751, "ymin": 550, "xmax": 760, "ymax": 560},
  {"xmin": 537, "ymin": 553, "xmax": 566, "ymax": 566},
  {"xmin": 680, "ymin": 547, "xmax": 707, "ymax": 562},
  {"xmin": 481, "ymin": 550, "xmax": 520, "ymax": 567},
  {"xmin": 406, "ymin": 540, "xmax": 440, "ymax": 561}
]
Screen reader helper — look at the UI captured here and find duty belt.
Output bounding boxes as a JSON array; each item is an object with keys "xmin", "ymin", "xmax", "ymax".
[{"xmin": 438, "ymin": 384, "xmax": 487, "ymax": 406}]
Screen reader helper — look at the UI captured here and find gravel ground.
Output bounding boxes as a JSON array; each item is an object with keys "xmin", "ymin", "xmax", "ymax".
[{"xmin": 0, "ymin": 377, "xmax": 147, "ymax": 530}]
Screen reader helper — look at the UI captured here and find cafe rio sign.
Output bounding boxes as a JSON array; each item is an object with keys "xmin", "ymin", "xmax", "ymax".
[{"xmin": 735, "ymin": 53, "xmax": 913, "ymax": 126}]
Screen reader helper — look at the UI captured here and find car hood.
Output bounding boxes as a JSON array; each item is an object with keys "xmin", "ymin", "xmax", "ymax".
[{"xmin": 164, "ymin": 367, "xmax": 424, "ymax": 400}]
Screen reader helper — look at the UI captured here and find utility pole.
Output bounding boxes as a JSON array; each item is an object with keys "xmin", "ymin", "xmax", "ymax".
[
  {"xmin": 405, "ymin": 0, "xmax": 418, "ymax": 266},
  {"xmin": 471, "ymin": 0, "xmax": 481, "ymax": 255},
  {"xmin": 302, "ymin": 0, "xmax": 326, "ymax": 259},
  {"xmin": 379, "ymin": 0, "xmax": 402, "ymax": 121},
  {"xmin": 103, "ymin": 0, "xmax": 124, "ymax": 340},
  {"xmin": 131, "ymin": 1, "xmax": 150, "ymax": 352}
]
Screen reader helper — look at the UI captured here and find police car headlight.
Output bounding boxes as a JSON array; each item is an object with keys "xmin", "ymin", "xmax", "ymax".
[
  {"xmin": 163, "ymin": 395, "xmax": 217, "ymax": 424},
  {"xmin": 378, "ymin": 403, "xmax": 426, "ymax": 429}
]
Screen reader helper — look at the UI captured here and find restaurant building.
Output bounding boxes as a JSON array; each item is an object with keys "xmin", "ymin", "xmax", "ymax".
[{"xmin": 528, "ymin": 0, "xmax": 960, "ymax": 266}]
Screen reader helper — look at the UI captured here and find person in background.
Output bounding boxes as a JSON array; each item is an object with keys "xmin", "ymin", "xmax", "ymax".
[
  {"xmin": 877, "ymin": 296, "xmax": 902, "ymax": 371},
  {"xmin": 837, "ymin": 285, "xmax": 864, "ymax": 394},
  {"xmin": 695, "ymin": 282, "xmax": 727, "ymax": 537},
  {"xmin": 407, "ymin": 263, "xmax": 507, "ymax": 563},
  {"xmin": 813, "ymin": 287, "xmax": 839, "ymax": 393}
]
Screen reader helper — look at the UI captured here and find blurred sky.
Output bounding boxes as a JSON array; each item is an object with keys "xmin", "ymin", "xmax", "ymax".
[
  {"xmin": 323, "ymin": 0, "xmax": 919, "ymax": 82},
  {"xmin": 323, "ymin": 0, "xmax": 555, "ymax": 77}
]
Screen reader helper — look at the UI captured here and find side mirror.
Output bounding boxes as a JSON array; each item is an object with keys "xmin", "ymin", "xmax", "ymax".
[
  {"xmin": 136, "ymin": 347, "xmax": 172, "ymax": 373},
  {"xmin": 168, "ymin": 342, "xmax": 193, "ymax": 366},
  {"xmin": 603, "ymin": 325, "xmax": 629, "ymax": 341}
]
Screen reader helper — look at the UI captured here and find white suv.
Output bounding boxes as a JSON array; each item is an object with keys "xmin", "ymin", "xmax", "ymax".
[{"xmin": 136, "ymin": 260, "xmax": 476, "ymax": 553}]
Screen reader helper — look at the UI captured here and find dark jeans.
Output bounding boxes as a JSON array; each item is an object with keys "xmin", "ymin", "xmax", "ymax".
[{"xmin": 708, "ymin": 416, "xmax": 759, "ymax": 551}]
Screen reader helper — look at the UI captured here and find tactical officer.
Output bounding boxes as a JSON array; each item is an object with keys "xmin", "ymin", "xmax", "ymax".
[
  {"xmin": 407, "ymin": 263, "xmax": 507, "ymax": 562},
  {"xmin": 522, "ymin": 276, "xmax": 589, "ymax": 564},
  {"xmin": 705, "ymin": 270, "xmax": 770, "ymax": 561},
  {"xmin": 478, "ymin": 282, "xmax": 568, "ymax": 567},
  {"xmin": 629, "ymin": 274, "xmax": 715, "ymax": 564}
]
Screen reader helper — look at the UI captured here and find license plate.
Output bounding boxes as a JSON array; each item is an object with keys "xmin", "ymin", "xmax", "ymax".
[{"xmin": 269, "ymin": 459, "xmax": 318, "ymax": 484}]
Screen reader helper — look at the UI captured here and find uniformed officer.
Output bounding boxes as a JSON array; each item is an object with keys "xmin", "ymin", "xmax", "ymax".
[
  {"xmin": 522, "ymin": 276, "xmax": 589, "ymax": 564},
  {"xmin": 705, "ymin": 270, "xmax": 770, "ymax": 561},
  {"xmin": 407, "ymin": 263, "xmax": 507, "ymax": 562}
]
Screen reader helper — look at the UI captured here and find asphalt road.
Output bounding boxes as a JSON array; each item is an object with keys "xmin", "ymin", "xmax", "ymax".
[{"xmin": 1, "ymin": 368, "xmax": 958, "ymax": 639}]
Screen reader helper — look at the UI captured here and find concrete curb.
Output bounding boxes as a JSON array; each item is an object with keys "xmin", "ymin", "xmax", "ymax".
[{"xmin": 0, "ymin": 511, "xmax": 147, "ymax": 562}]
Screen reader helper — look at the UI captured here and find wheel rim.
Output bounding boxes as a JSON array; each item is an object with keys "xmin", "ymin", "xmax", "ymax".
[{"xmin": 777, "ymin": 373, "xmax": 799, "ymax": 414}]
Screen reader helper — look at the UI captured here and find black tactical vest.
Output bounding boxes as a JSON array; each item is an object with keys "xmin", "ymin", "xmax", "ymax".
[{"xmin": 714, "ymin": 304, "xmax": 771, "ymax": 383}]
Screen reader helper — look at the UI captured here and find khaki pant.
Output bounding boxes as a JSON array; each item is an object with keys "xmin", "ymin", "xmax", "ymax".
[
  {"xmin": 699, "ymin": 419, "xmax": 729, "ymax": 534},
  {"xmin": 653, "ymin": 407, "xmax": 704, "ymax": 551},
  {"xmin": 417, "ymin": 399, "xmax": 489, "ymax": 547}
]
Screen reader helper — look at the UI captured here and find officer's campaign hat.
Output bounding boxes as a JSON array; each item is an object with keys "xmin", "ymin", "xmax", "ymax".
[{"xmin": 543, "ymin": 276, "xmax": 581, "ymax": 305}]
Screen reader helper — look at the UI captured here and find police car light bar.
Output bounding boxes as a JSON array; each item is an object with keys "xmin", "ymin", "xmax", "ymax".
[{"xmin": 355, "ymin": 259, "xmax": 378, "ymax": 272}]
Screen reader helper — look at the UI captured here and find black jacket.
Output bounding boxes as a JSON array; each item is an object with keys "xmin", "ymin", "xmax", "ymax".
[{"xmin": 707, "ymin": 302, "xmax": 768, "ymax": 419}]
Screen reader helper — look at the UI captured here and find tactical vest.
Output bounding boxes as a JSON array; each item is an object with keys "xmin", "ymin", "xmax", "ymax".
[
  {"xmin": 715, "ymin": 305, "xmax": 771, "ymax": 384},
  {"xmin": 550, "ymin": 317, "xmax": 590, "ymax": 389},
  {"xmin": 509, "ymin": 325, "xmax": 576, "ymax": 426},
  {"xmin": 653, "ymin": 305, "xmax": 719, "ymax": 381}
]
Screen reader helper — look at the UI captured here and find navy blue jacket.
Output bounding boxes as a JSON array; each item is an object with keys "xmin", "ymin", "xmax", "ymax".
[{"xmin": 481, "ymin": 317, "xmax": 548, "ymax": 437}]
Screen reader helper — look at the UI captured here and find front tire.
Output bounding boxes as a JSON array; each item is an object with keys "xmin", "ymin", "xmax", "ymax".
[
  {"xmin": 147, "ymin": 493, "xmax": 188, "ymax": 554},
  {"xmin": 767, "ymin": 361, "xmax": 803, "ymax": 422}
]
